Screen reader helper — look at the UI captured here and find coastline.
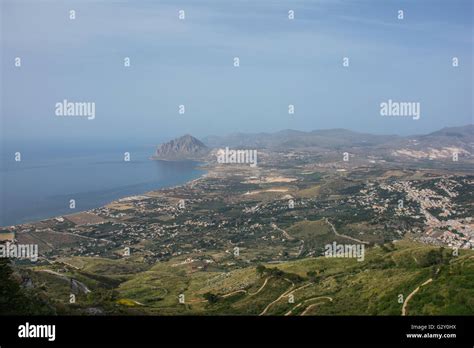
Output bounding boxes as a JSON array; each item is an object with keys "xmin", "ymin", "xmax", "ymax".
[{"xmin": 4, "ymin": 161, "xmax": 209, "ymax": 229}]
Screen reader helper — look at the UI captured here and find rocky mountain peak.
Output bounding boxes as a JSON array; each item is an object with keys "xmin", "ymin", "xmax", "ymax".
[{"xmin": 153, "ymin": 135, "xmax": 209, "ymax": 160}]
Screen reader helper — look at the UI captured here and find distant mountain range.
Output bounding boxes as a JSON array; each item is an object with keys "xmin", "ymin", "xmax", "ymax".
[
  {"xmin": 203, "ymin": 128, "xmax": 398, "ymax": 149},
  {"xmin": 153, "ymin": 125, "xmax": 473, "ymax": 161}
]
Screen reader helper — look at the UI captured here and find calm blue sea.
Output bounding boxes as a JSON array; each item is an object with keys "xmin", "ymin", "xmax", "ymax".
[{"xmin": 0, "ymin": 141, "xmax": 205, "ymax": 227}]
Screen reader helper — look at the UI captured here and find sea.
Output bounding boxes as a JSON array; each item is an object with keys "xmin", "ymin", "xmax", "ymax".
[{"xmin": 0, "ymin": 141, "xmax": 205, "ymax": 227}]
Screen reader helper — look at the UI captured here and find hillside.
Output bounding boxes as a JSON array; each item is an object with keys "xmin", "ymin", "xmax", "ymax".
[{"xmin": 18, "ymin": 240, "xmax": 474, "ymax": 316}]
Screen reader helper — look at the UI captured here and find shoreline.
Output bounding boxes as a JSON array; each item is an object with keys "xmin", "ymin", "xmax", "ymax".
[{"xmin": 4, "ymin": 161, "xmax": 209, "ymax": 229}]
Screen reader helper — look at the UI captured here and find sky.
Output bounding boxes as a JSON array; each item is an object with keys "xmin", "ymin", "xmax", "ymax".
[{"xmin": 1, "ymin": 0, "xmax": 473, "ymax": 145}]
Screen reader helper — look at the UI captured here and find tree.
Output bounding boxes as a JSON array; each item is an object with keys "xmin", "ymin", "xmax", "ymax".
[
  {"xmin": 421, "ymin": 249, "xmax": 443, "ymax": 267},
  {"xmin": 203, "ymin": 292, "xmax": 220, "ymax": 304},
  {"xmin": 256, "ymin": 264, "xmax": 266, "ymax": 277},
  {"xmin": 0, "ymin": 259, "xmax": 54, "ymax": 315}
]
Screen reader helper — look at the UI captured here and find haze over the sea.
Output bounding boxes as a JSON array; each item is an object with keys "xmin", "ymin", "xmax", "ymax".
[{"xmin": 0, "ymin": 142, "xmax": 204, "ymax": 227}]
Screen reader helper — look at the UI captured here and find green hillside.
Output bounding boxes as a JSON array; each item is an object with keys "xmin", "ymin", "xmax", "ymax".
[{"xmin": 12, "ymin": 239, "xmax": 473, "ymax": 316}]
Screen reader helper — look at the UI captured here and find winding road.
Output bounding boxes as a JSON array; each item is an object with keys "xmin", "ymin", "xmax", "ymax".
[
  {"xmin": 259, "ymin": 278, "xmax": 295, "ymax": 316},
  {"xmin": 402, "ymin": 278, "xmax": 433, "ymax": 316},
  {"xmin": 285, "ymin": 296, "xmax": 333, "ymax": 316},
  {"xmin": 189, "ymin": 277, "xmax": 271, "ymax": 303}
]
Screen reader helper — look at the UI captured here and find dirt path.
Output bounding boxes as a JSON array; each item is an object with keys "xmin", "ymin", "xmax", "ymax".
[
  {"xmin": 301, "ymin": 301, "xmax": 325, "ymax": 316},
  {"xmin": 222, "ymin": 290, "xmax": 247, "ymax": 298},
  {"xmin": 461, "ymin": 255, "xmax": 474, "ymax": 266},
  {"xmin": 39, "ymin": 269, "xmax": 91, "ymax": 294},
  {"xmin": 271, "ymin": 223, "xmax": 295, "ymax": 241},
  {"xmin": 285, "ymin": 303, "xmax": 302, "ymax": 316},
  {"xmin": 46, "ymin": 229, "xmax": 113, "ymax": 244},
  {"xmin": 287, "ymin": 282, "xmax": 313, "ymax": 296},
  {"xmin": 56, "ymin": 260, "xmax": 81, "ymax": 270},
  {"xmin": 402, "ymin": 278, "xmax": 433, "ymax": 316},
  {"xmin": 190, "ymin": 277, "xmax": 271, "ymax": 303},
  {"xmin": 188, "ymin": 298, "xmax": 207, "ymax": 303},
  {"xmin": 221, "ymin": 276, "xmax": 271, "ymax": 298},
  {"xmin": 259, "ymin": 278, "xmax": 295, "ymax": 316},
  {"xmin": 278, "ymin": 282, "xmax": 315, "ymax": 315},
  {"xmin": 286, "ymin": 296, "xmax": 333, "ymax": 316},
  {"xmin": 271, "ymin": 223, "xmax": 305, "ymax": 256},
  {"xmin": 325, "ymin": 218, "xmax": 369, "ymax": 245},
  {"xmin": 296, "ymin": 240, "xmax": 305, "ymax": 257},
  {"xmin": 248, "ymin": 277, "xmax": 270, "ymax": 296}
]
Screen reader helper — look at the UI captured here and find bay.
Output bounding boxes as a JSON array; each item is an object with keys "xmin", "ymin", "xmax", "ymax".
[{"xmin": 0, "ymin": 142, "xmax": 204, "ymax": 227}]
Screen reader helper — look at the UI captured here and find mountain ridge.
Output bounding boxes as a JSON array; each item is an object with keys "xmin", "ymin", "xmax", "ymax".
[
  {"xmin": 202, "ymin": 124, "xmax": 472, "ymax": 149},
  {"xmin": 154, "ymin": 125, "xmax": 473, "ymax": 161}
]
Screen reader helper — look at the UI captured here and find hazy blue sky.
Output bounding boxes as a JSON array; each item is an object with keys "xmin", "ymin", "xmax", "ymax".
[{"xmin": 1, "ymin": 0, "xmax": 473, "ymax": 144}]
